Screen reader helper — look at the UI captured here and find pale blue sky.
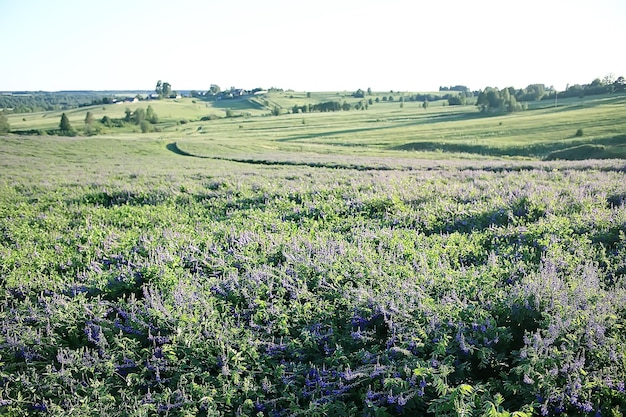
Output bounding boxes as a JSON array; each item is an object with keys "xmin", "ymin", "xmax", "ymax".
[{"xmin": 1, "ymin": 0, "xmax": 624, "ymax": 92}]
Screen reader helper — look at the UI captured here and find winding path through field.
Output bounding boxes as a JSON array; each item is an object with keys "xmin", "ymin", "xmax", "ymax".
[
  {"xmin": 165, "ymin": 142, "xmax": 393, "ymax": 171},
  {"xmin": 166, "ymin": 142, "xmax": 626, "ymax": 174}
]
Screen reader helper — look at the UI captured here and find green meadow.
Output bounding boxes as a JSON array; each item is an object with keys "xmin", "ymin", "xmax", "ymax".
[
  {"xmin": 1, "ymin": 90, "xmax": 626, "ymax": 416},
  {"xmin": 6, "ymin": 91, "xmax": 625, "ymax": 161}
]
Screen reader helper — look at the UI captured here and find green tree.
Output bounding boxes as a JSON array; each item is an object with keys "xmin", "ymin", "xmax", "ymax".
[
  {"xmin": 84, "ymin": 111, "xmax": 94, "ymax": 125},
  {"xmin": 59, "ymin": 113, "xmax": 75, "ymax": 135},
  {"xmin": 146, "ymin": 105, "xmax": 159, "ymax": 124},
  {"xmin": 208, "ymin": 84, "xmax": 221, "ymax": 95},
  {"xmin": 101, "ymin": 115, "xmax": 113, "ymax": 127},
  {"xmin": 0, "ymin": 112, "xmax": 10, "ymax": 134},
  {"xmin": 133, "ymin": 107, "xmax": 146, "ymax": 124},
  {"xmin": 422, "ymin": 99, "xmax": 429, "ymax": 109},
  {"xmin": 124, "ymin": 108, "xmax": 132, "ymax": 122},
  {"xmin": 83, "ymin": 111, "xmax": 95, "ymax": 135},
  {"xmin": 162, "ymin": 82, "xmax": 172, "ymax": 98},
  {"xmin": 140, "ymin": 120, "xmax": 152, "ymax": 133}
]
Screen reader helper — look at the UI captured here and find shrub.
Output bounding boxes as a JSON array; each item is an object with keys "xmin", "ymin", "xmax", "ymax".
[{"xmin": 140, "ymin": 120, "xmax": 152, "ymax": 133}]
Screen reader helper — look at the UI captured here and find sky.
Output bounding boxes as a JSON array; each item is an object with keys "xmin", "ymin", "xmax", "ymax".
[{"xmin": 1, "ymin": 0, "xmax": 625, "ymax": 92}]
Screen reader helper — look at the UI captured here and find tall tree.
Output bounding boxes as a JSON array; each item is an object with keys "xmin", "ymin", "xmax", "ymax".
[
  {"xmin": 0, "ymin": 112, "xmax": 10, "ymax": 134},
  {"xmin": 133, "ymin": 108, "xmax": 146, "ymax": 124},
  {"xmin": 146, "ymin": 105, "xmax": 159, "ymax": 124},
  {"xmin": 162, "ymin": 82, "xmax": 172, "ymax": 98},
  {"xmin": 59, "ymin": 113, "xmax": 74, "ymax": 135},
  {"xmin": 84, "ymin": 111, "xmax": 94, "ymax": 125}
]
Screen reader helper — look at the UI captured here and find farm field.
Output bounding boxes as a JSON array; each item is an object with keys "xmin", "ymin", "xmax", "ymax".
[{"xmin": 1, "ymin": 93, "xmax": 626, "ymax": 416}]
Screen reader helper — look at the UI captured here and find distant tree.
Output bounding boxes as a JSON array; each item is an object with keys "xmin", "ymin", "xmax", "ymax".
[
  {"xmin": 83, "ymin": 111, "xmax": 95, "ymax": 135},
  {"xmin": 353, "ymin": 89, "xmax": 365, "ymax": 98},
  {"xmin": 146, "ymin": 105, "xmax": 159, "ymax": 124},
  {"xmin": 368, "ymin": 98, "xmax": 373, "ymax": 105},
  {"xmin": 367, "ymin": 87, "xmax": 372, "ymax": 95},
  {"xmin": 476, "ymin": 87, "xmax": 520, "ymax": 112},
  {"xmin": 506, "ymin": 95, "xmax": 520, "ymax": 112},
  {"xmin": 208, "ymin": 84, "xmax": 221, "ymax": 95},
  {"xmin": 140, "ymin": 120, "xmax": 152, "ymax": 133},
  {"xmin": 422, "ymin": 99, "xmax": 429, "ymax": 109},
  {"xmin": 399, "ymin": 97, "xmax": 404, "ymax": 108},
  {"xmin": 155, "ymin": 80, "xmax": 172, "ymax": 98},
  {"xmin": 0, "ymin": 112, "xmax": 11, "ymax": 134},
  {"xmin": 101, "ymin": 115, "xmax": 113, "ymax": 127},
  {"xmin": 133, "ymin": 107, "xmax": 146, "ymax": 124},
  {"xmin": 162, "ymin": 82, "xmax": 172, "ymax": 98},
  {"xmin": 124, "ymin": 108, "xmax": 132, "ymax": 122},
  {"xmin": 448, "ymin": 94, "xmax": 465, "ymax": 106},
  {"xmin": 613, "ymin": 76, "xmax": 625, "ymax": 93},
  {"xmin": 517, "ymin": 84, "xmax": 546, "ymax": 101},
  {"xmin": 59, "ymin": 113, "xmax": 75, "ymax": 135},
  {"xmin": 388, "ymin": 95, "xmax": 394, "ymax": 102}
]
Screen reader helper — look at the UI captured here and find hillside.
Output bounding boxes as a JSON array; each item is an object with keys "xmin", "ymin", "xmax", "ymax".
[{"xmin": 4, "ymin": 90, "xmax": 626, "ymax": 161}]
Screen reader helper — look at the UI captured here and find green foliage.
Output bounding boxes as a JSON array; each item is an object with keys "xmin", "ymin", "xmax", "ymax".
[
  {"xmin": 155, "ymin": 80, "xmax": 172, "ymax": 99},
  {"xmin": 84, "ymin": 111, "xmax": 94, "ymax": 125},
  {"xmin": 133, "ymin": 107, "xmax": 146, "ymax": 124},
  {"xmin": 0, "ymin": 111, "xmax": 10, "ymax": 133},
  {"xmin": 575, "ymin": 128, "xmax": 584, "ymax": 137},
  {"xmin": 476, "ymin": 87, "xmax": 521, "ymax": 113},
  {"xmin": 140, "ymin": 120, "xmax": 152, "ymax": 133},
  {"xmin": 146, "ymin": 105, "xmax": 158, "ymax": 124},
  {"xmin": 0, "ymin": 92, "xmax": 116, "ymax": 114},
  {"xmin": 58, "ymin": 112, "xmax": 75, "ymax": 135},
  {"xmin": 1, "ymin": 133, "xmax": 625, "ymax": 416}
]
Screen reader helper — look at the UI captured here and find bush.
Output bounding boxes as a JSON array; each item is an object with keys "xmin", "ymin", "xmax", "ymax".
[
  {"xmin": 575, "ymin": 128, "xmax": 584, "ymax": 137},
  {"xmin": 140, "ymin": 120, "xmax": 152, "ymax": 133}
]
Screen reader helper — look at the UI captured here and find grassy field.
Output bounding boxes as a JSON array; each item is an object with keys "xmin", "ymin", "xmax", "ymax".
[
  {"xmin": 6, "ymin": 91, "xmax": 625, "ymax": 161},
  {"xmin": 0, "ymin": 91, "xmax": 625, "ymax": 416}
]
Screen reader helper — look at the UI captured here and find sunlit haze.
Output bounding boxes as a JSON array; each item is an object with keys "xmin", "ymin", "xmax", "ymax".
[{"xmin": 1, "ymin": 0, "xmax": 624, "ymax": 92}]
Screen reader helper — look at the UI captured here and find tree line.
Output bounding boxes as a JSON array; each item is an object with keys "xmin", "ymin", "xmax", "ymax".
[
  {"xmin": 0, "ymin": 92, "xmax": 119, "ymax": 114},
  {"xmin": 475, "ymin": 75, "xmax": 625, "ymax": 113}
]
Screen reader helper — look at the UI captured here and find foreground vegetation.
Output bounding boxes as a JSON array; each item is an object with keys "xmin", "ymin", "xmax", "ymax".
[{"xmin": 0, "ymin": 88, "xmax": 625, "ymax": 416}]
